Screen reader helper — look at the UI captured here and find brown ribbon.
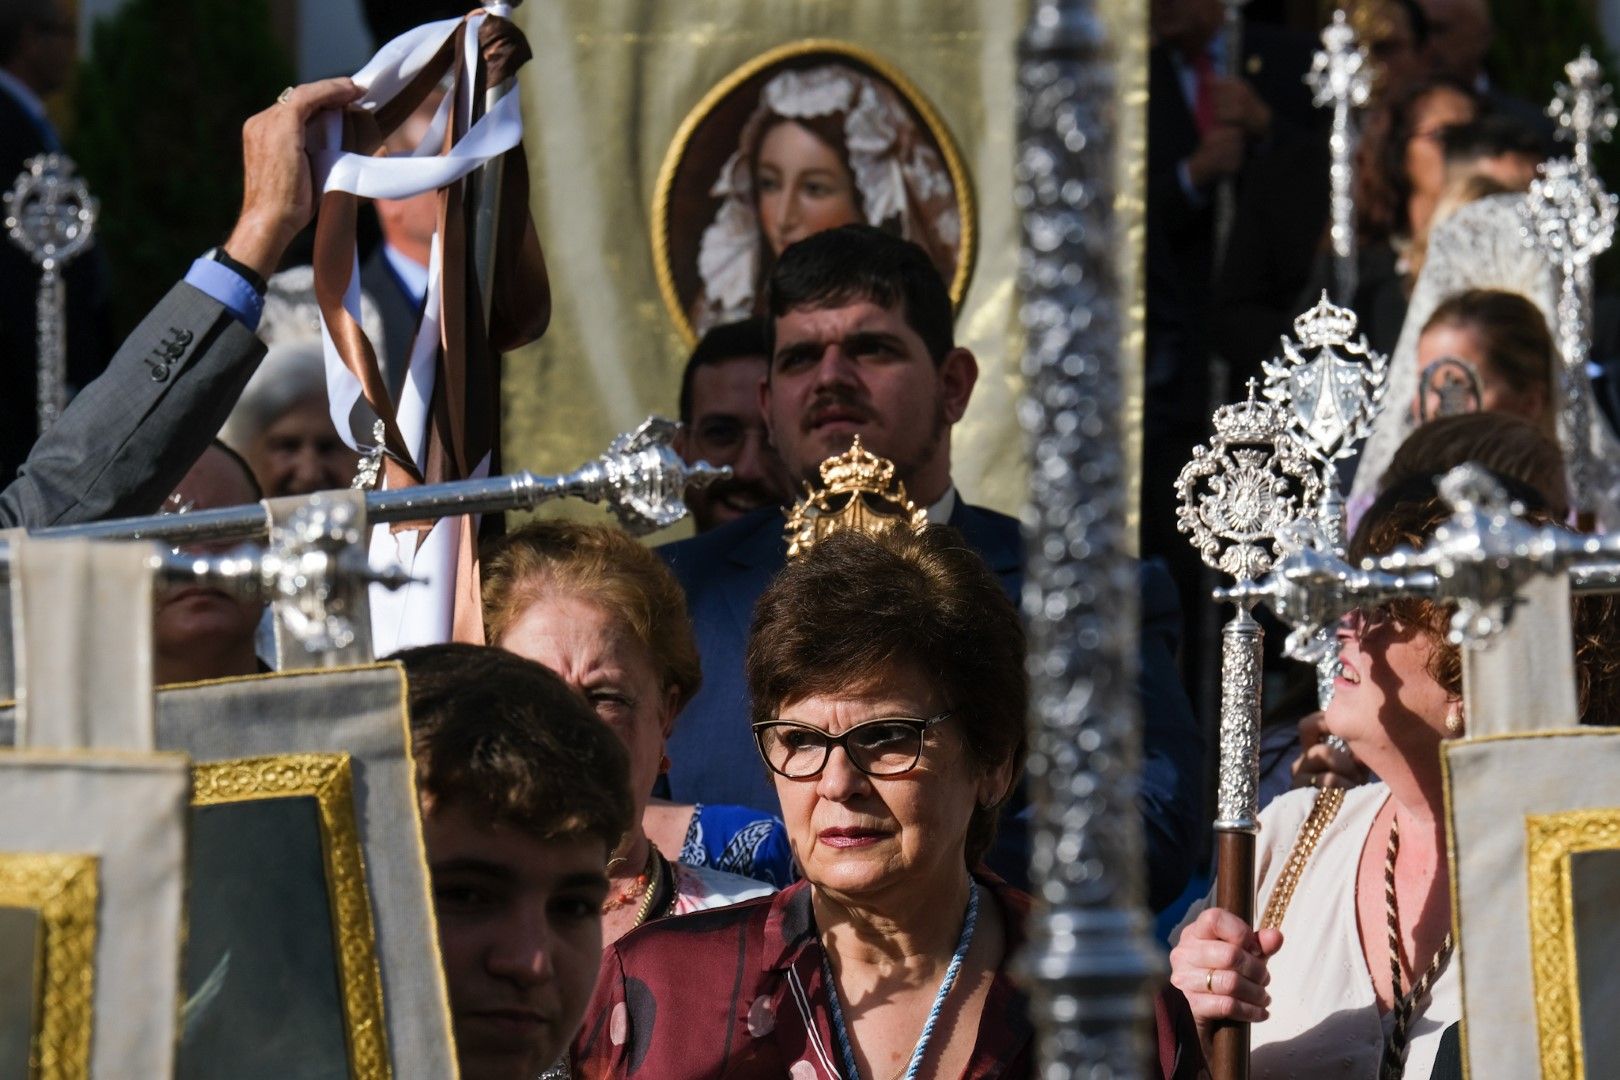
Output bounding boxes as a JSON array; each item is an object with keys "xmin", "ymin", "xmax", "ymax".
[{"xmin": 312, "ymin": 10, "xmax": 550, "ymax": 645}]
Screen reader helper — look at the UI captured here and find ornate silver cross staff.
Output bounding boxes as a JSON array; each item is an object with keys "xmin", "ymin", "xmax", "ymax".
[
  {"xmin": 1261, "ymin": 292, "xmax": 1387, "ymax": 703},
  {"xmin": 1176, "ymin": 383, "xmax": 1319, "ymax": 1080},
  {"xmin": 1548, "ymin": 48, "xmax": 1617, "ymax": 174},
  {"xmin": 1306, "ymin": 10, "xmax": 1372, "ymax": 304},
  {"xmin": 1016, "ymin": 0, "xmax": 1162, "ymax": 1073},
  {"xmin": 4, "ymin": 153, "xmax": 98, "ymax": 435},
  {"xmin": 1520, "ymin": 158, "xmax": 1618, "ymax": 520}
]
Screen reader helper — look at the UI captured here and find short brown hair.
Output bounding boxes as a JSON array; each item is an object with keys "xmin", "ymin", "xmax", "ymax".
[
  {"xmin": 396, "ymin": 643, "xmax": 634, "ymax": 850},
  {"xmin": 1423, "ymin": 288, "xmax": 1557, "ymax": 437},
  {"xmin": 746, "ymin": 526, "xmax": 1027, "ymax": 865},
  {"xmin": 1349, "ymin": 478, "xmax": 1620, "ymax": 723},
  {"xmin": 481, "ymin": 522, "xmax": 703, "ymax": 712},
  {"xmin": 1380, "ymin": 412, "xmax": 1568, "ymax": 519}
]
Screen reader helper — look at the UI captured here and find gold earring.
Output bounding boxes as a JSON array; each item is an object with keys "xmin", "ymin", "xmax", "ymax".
[{"xmin": 1445, "ymin": 707, "xmax": 1464, "ymax": 737}]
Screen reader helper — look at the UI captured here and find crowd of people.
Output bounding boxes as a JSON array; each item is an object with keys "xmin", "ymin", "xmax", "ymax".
[{"xmin": 2, "ymin": 0, "xmax": 1619, "ymax": 1076}]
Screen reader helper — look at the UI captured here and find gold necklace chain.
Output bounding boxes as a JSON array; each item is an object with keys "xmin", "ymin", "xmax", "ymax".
[{"xmin": 631, "ymin": 845, "xmax": 666, "ymax": 929}]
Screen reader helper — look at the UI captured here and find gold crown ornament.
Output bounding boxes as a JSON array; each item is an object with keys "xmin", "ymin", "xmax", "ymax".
[{"xmin": 783, "ymin": 437, "xmax": 929, "ymax": 559}]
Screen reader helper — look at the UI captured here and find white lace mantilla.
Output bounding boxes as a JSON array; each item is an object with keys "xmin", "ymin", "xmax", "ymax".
[{"xmin": 1350, "ymin": 193, "xmax": 1620, "ymax": 527}]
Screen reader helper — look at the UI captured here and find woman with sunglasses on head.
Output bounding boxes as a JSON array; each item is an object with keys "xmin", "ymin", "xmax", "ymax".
[
  {"xmin": 571, "ymin": 525, "xmax": 1203, "ymax": 1079},
  {"xmin": 1169, "ymin": 470, "xmax": 1620, "ymax": 1079}
]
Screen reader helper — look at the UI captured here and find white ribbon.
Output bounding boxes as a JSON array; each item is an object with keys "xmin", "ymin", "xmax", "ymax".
[{"xmin": 306, "ymin": 11, "xmax": 525, "ymax": 653}]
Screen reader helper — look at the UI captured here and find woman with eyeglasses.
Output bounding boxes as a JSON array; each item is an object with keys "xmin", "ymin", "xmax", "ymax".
[
  {"xmin": 570, "ymin": 525, "xmax": 1203, "ymax": 1079},
  {"xmin": 1169, "ymin": 470, "xmax": 1620, "ymax": 1079}
]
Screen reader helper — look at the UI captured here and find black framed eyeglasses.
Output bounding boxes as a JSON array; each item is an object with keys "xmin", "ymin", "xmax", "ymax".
[{"xmin": 751, "ymin": 712, "xmax": 952, "ymax": 779}]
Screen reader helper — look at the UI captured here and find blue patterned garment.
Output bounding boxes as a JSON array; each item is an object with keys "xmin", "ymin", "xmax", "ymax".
[{"xmin": 677, "ymin": 802, "xmax": 797, "ymax": 888}]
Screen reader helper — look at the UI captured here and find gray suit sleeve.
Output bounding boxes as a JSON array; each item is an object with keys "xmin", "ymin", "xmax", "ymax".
[{"xmin": 0, "ymin": 281, "xmax": 266, "ymax": 529}]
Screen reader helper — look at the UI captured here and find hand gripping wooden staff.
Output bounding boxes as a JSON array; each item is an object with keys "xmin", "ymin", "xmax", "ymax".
[{"xmin": 1175, "ymin": 382, "xmax": 1320, "ymax": 1080}]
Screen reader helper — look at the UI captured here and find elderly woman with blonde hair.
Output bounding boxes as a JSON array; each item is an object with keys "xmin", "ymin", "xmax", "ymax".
[{"xmin": 481, "ymin": 521, "xmax": 790, "ymax": 949}]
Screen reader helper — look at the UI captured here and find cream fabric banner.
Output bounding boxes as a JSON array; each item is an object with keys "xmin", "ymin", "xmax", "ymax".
[{"xmin": 505, "ymin": 0, "xmax": 1145, "ymax": 536}]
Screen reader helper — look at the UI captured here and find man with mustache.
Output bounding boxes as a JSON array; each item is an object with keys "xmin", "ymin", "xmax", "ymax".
[
  {"xmin": 153, "ymin": 441, "xmax": 266, "ymax": 685},
  {"xmin": 675, "ymin": 318, "xmax": 795, "ymax": 532},
  {"xmin": 658, "ymin": 224, "xmax": 1204, "ymax": 908}
]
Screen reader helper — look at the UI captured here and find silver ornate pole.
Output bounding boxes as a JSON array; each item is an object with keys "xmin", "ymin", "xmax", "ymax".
[
  {"xmin": 1016, "ymin": 1, "xmax": 1160, "ymax": 1074},
  {"xmin": 1176, "ymin": 384, "xmax": 1319, "ymax": 1080},
  {"xmin": 1521, "ymin": 159, "xmax": 1618, "ymax": 521},
  {"xmin": 1306, "ymin": 11, "xmax": 1372, "ymax": 304},
  {"xmin": 36, "ymin": 418, "xmax": 727, "ymax": 544},
  {"xmin": 4, "ymin": 154, "xmax": 98, "ymax": 435},
  {"xmin": 1549, "ymin": 48, "xmax": 1617, "ymax": 174},
  {"xmin": 0, "ymin": 527, "xmax": 413, "ymax": 652},
  {"xmin": 1261, "ymin": 293, "xmax": 1386, "ymax": 704}
]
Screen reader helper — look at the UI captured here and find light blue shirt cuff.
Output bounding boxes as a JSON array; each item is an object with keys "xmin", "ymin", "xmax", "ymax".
[{"xmin": 184, "ymin": 257, "xmax": 264, "ymax": 331}]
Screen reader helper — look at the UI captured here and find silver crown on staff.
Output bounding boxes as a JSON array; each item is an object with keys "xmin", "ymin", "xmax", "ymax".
[
  {"xmin": 1175, "ymin": 381, "xmax": 1322, "ymax": 582},
  {"xmin": 1262, "ymin": 293, "xmax": 1387, "ymax": 468}
]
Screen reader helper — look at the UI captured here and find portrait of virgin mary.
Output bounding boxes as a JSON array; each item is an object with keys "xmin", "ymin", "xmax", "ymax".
[{"xmin": 654, "ymin": 42, "xmax": 976, "ymax": 343}]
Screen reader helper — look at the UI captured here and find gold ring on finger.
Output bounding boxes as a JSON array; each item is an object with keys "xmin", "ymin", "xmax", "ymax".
[{"xmin": 1205, "ymin": 969, "xmax": 1214, "ymax": 993}]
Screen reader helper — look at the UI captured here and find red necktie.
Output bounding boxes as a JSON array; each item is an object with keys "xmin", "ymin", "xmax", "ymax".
[{"xmin": 1192, "ymin": 50, "xmax": 1216, "ymax": 136}]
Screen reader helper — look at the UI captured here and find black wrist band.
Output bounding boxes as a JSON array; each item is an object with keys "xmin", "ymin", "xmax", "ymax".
[{"xmin": 208, "ymin": 246, "xmax": 268, "ymax": 295}]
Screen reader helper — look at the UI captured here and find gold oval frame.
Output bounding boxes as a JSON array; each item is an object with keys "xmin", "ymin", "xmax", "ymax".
[{"xmin": 650, "ymin": 38, "xmax": 979, "ymax": 347}]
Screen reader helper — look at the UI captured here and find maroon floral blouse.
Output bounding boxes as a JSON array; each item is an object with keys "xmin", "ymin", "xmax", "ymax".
[{"xmin": 571, "ymin": 877, "xmax": 1206, "ymax": 1079}]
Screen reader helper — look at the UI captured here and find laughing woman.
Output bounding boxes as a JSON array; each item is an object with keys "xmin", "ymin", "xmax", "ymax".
[
  {"xmin": 571, "ymin": 526, "xmax": 1203, "ymax": 1079},
  {"xmin": 1170, "ymin": 472, "xmax": 1620, "ymax": 1079}
]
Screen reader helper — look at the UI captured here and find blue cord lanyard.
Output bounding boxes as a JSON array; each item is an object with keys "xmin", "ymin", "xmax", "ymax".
[{"xmin": 820, "ymin": 881, "xmax": 981, "ymax": 1080}]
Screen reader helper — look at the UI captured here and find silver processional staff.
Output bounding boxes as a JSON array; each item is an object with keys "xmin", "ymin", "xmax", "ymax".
[
  {"xmin": 1305, "ymin": 10, "xmax": 1372, "ymax": 305},
  {"xmin": 5, "ymin": 153, "xmax": 98, "ymax": 436},
  {"xmin": 1176, "ymin": 381, "xmax": 1320, "ymax": 1080},
  {"xmin": 1260, "ymin": 292, "xmax": 1387, "ymax": 706}
]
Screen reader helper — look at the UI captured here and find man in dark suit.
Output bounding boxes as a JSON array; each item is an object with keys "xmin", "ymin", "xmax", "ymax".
[
  {"xmin": 659, "ymin": 225, "xmax": 1204, "ymax": 908},
  {"xmin": 0, "ymin": 0, "xmax": 113, "ymax": 483},
  {"xmin": 359, "ymin": 88, "xmax": 442, "ymax": 395},
  {"xmin": 1145, "ymin": 0, "xmax": 1321, "ymax": 704},
  {"xmin": 0, "ymin": 77, "xmax": 366, "ymax": 529}
]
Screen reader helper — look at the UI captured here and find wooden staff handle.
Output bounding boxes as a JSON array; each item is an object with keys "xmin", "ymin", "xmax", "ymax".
[{"xmin": 1210, "ymin": 828, "xmax": 1256, "ymax": 1080}]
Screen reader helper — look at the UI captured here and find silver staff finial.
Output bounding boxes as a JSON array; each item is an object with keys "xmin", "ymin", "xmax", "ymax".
[
  {"xmin": 1307, "ymin": 10, "xmax": 1373, "ymax": 304},
  {"xmin": 1521, "ymin": 158, "xmax": 1618, "ymax": 515},
  {"xmin": 1177, "ymin": 383, "xmax": 1323, "ymax": 583},
  {"xmin": 5, "ymin": 153, "xmax": 98, "ymax": 434},
  {"xmin": 562, "ymin": 417, "xmax": 728, "ymax": 536},
  {"xmin": 1263, "ymin": 292, "xmax": 1387, "ymax": 469},
  {"xmin": 1549, "ymin": 48, "xmax": 1617, "ymax": 171}
]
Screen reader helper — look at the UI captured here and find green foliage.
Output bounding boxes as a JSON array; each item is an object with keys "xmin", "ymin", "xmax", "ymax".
[{"xmin": 70, "ymin": 0, "xmax": 293, "ymax": 334}]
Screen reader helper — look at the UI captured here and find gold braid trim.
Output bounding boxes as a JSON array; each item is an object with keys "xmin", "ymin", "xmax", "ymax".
[{"xmin": 1259, "ymin": 787, "xmax": 1346, "ymax": 932}]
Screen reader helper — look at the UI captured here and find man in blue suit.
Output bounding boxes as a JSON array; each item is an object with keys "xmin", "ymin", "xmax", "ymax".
[{"xmin": 658, "ymin": 225, "xmax": 1204, "ymax": 908}]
